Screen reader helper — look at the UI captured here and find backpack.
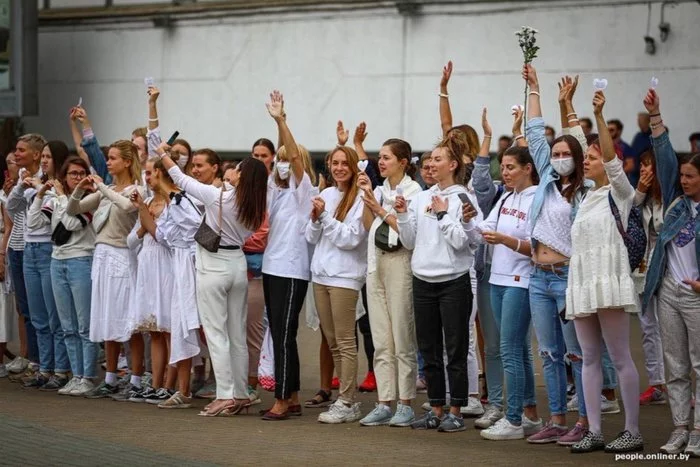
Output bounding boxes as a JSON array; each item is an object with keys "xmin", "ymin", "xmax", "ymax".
[{"xmin": 608, "ymin": 192, "xmax": 647, "ymax": 271}]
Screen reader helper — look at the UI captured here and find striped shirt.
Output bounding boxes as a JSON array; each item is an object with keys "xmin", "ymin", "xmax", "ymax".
[{"xmin": 9, "ymin": 210, "xmax": 25, "ymax": 251}]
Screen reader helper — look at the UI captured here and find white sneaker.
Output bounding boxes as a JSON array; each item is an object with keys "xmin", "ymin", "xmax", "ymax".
[
  {"xmin": 601, "ymin": 395, "xmax": 621, "ymax": 414},
  {"xmin": 422, "ymin": 401, "xmax": 449, "ymax": 411},
  {"xmin": 522, "ymin": 415, "xmax": 543, "ymax": 436},
  {"xmin": 69, "ymin": 378, "xmax": 96, "ymax": 396},
  {"xmin": 117, "ymin": 354, "xmax": 128, "ymax": 370},
  {"xmin": 318, "ymin": 399, "xmax": 362, "ymax": 424},
  {"xmin": 58, "ymin": 377, "xmax": 81, "ymax": 395},
  {"xmin": 474, "ymin": 404, "xmax": 504, "ymax": 429},
  {"xmin": 460, "ymin": 396, "xmax": 485, "ymax": 417},
  {"xmin": 0, "ymin": 364, "xmax": 7, "ymax": 378},
  {"xmin": 6, "ymin": 356, "xmax": 28, "ymax": 374},
  {"xmin": 480, "ymin": 417, "xmax": 524, "ymax": 440},
  {"xmin": 567, "ymin": 394, "xmax": 579, "ymax": 412}
]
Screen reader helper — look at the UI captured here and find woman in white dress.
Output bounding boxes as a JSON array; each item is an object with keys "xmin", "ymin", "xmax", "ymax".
[
  {"xmin": 126, "ymin": 158, "xmax": 175, "ymax": 404},
  {"xmin": 66, "ymin": 140, "xmax": 146, "ymax": 399},
  {"xmin": 566, "ymin": 91, "xmax": 642, "ymax": 453}
]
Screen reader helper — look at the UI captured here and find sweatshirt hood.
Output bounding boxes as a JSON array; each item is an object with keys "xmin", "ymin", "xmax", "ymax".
[{"xmin": 429, "ymin": 183, "xmax": 468, "ymax": 197}]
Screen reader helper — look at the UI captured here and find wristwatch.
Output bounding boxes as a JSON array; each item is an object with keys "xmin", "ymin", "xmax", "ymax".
[{"xmin": 436, "ymin": 210, "xmax": 448, "ymax": 221}]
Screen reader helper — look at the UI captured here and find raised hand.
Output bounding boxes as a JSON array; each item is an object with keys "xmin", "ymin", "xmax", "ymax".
[
  {"xmin": 637, "ymin": 169, "xmax": 654, "ymax": 194},
  {"xmin": 481, "ymin": 107, "xmax": 492, "ymax": 137},
  {"xmin": 130, "ymin": 190, "xmax": 144, "ymax": 209},
  {"xmin": 90, "ymin": 174, "xmax": 104, "ymax": 186},
  {"xmin": 336, "ymin": 121, "xmax": 349, "ymax": 146},
  {"xmin": 37, "ymin": 180, "xmax": 53, "ymax": 197},
  {"xmin": 431, "ymin": 195, "xmax": 448, "ymax": 215},
  {"xmin": 462, "ymin": 202, "xmax": 477, "ymax": 223},
  {"xmin": 354, "ymin": 121, "xmax": 368, "ymax": 147},
  {"xmin": 53, "ymin": 180, "xmax": 65, "ymax": 196},
  {"xmin": 512, "ymin": 107, "xmax": 524, "ymax": 135},
  {"xmin": 77, "ymin": 176, "xmax": 94, "ymax": 192},
  {"xmin": 266, "ymin": 90, "xmax": 285, "ymax": 120},
  {"xmin": 357, "ymin": 171, "xmax": 372, "ymax": 191},
  {"xmin": 147, "ymin": 86, "xmax": 160, "ymax": 104},
  {"xmin": 394, "ymin": 195, "xmax": 407, "ymax": 214},
  {"xmin": 592, "ymin": 90, "xmax": 606, "ymax": 115},
  {"xmin": 522, "ymin": 64, "xmax": 539, "ymax": 89},
  {"xmin": 311, "ymin": 196, "xmax": 326, "ymax": 221},
  {"xmin": 643, "ymin": 89, "xmax": 660, "ymax": 115},
  {"xmin": 156, "ymin": 141, "xmax": 172, "ymax": 157},
  {"xmin": 440, "ymin": 61, "xmax": 453, "ymax": 92}
]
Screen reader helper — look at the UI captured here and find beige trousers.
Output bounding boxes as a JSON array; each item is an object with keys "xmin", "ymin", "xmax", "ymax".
[
  {"xmin": 367, "ymin": 248, "xmax": 417, "ymax": 401},
  {"xmin": 313, "ymin": 283, "xmax": 359, "ymax": 403}
]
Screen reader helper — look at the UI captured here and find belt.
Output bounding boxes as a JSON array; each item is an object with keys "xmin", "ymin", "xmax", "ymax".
[
  {"xmin": 219, "ymin": 245, "xmax": 241, "ymax": 250},
  {"xmin": 531, "ymin": 260, "xmax": 569, "ymax": 274}
]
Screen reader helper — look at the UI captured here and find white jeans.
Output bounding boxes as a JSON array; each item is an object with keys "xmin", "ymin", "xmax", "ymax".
[
  {"xmin": 366, "ymin": 248, "xmax": 417, "ymax": 401},
  {"xmin": 195, "ymin": 246, "xmax": 249, "ymax": 400}
]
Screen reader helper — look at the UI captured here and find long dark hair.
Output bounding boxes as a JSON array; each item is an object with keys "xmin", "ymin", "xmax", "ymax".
[
  {"xmin": 639, "ymin": 150, "xmax": 662, "ymax": 204},
  {"xmin": 551, "ymin": 134, "xmax": 586, "ymax": 203},
  {"xmin": 235, "ymin": 157, "xmax": 267, "ymax": 231},
  {"xmin": 42, "ymin": 140, "xmax": 70, "ymax": 182},
  {"xmin": 382, "ymin": 138, "xmax": 416, "ymax": 179},
  {"xmin": 502, "ymin": 146, "xmax": 540, "ymax": 185}
]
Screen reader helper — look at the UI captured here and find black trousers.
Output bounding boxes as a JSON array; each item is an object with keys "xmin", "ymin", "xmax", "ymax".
[
  {"xmin": 262, "ymin": 274, "xmax": 309, "ymax": 400},
  {"xmin": 413, "ymin": 272, "xmax": 471, "ymax": 408},
  {"xmin": 356, "ymin": 285, "xmax": 374, "ymax": 372}
]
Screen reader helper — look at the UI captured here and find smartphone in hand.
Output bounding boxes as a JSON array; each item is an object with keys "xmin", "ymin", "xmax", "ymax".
[
  {"xmin": 166, "ymin": 131, "xmax": 180, "ymax": 146},
  {"xmin": 458, "ymin": 192, "xmax": 475, "ymax": 209}
]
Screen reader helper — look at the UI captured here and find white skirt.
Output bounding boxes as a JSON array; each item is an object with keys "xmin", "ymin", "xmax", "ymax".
[
  {"xmin": 90, "ymin": 244, "xmax": 135, "ymax": 343},
  {"xmin": 129, "ymin": 235, "xmax": 173, "ymax": 333},
  {"xmin": 169, "ymin": 248, "xmax": 200, "ymax": 364}
]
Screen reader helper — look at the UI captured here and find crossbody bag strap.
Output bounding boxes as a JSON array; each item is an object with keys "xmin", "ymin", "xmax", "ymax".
[
  {"xmin": 495, "ymin": 191, "xmax": 514, "ymax": 230},
  {"xmin": 608, "ymin": 192, "xmax": 627, "ymax": 239},
  {"xmin": 217, "ymin": 188, "xmax": 223, "ymax": 236}
]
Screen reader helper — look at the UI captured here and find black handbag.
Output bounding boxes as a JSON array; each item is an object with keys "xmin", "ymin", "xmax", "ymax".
[
  {"xmin": 194, "ymin": 188, "xmax": 223, "ymax": 253},
  {"xmin": 51, "ymin": 221, "xmax": 73, "ymax": 246},
  {"xmin": 374, "ymin": 221, "xmax": 402, "ymax": 253}
]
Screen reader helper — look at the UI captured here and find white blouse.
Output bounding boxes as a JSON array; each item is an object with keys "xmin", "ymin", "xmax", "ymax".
[
  {"xmin": 532, "ymin": 187, "xmax": 573, "ymax": 258},
  {"xmin": 155, "ymin": 192, "xmax": 203, "ymax": 252},
  {"xmin": 566, "ymin": 157, "xmax": 639, "ymax": 319}
]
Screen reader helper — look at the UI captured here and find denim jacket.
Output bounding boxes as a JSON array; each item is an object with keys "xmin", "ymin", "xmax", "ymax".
[
  {"xmin": 527, "ymin": 118, "xmax": 591, "ymax": 243},
  {"xmin": 471, "ymin": 156, "xmax": 503, "ymax": 276},
  {"xmin": 642, "ymin": 132, "xmax": 700, "ymax": 308},
  {"xmin": 81, "ymin": 129, "xmax": 113, "ymax": 185}
]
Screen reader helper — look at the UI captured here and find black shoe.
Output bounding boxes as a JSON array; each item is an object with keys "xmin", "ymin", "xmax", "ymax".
[
  {"xmin": 145, "ymin": 388, "xmax": 175, "ymax": 405},
  {"xmin": 410, "ymin": 411, "xmax": 443, "ymax": 430},
  {"xmin": 571, "ymin": 430, "xmax": 605, "ymax": 453},
  {"xmin": 127, "ymin": 385, "xmax": 153, "ymax": 403},
  {"xmin": 22, "ymin": 373, "xmax": 50, "ymax": 389},
  {"xmin": 39, "ymin": 374, "xmax": 69, "ymax": 391},
  {"xmin": 605, "ymin": 430, "xmax": 644, "ymax": 453}
]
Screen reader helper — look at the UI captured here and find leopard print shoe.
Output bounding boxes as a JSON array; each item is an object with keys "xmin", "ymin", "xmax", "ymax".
[{"xmin": 604, "ymin": 430, "xmax": 644, "ymax": 453}]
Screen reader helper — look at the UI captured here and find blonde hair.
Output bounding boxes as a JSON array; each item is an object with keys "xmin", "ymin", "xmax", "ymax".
[
  {"xmin": 109, "ymin": 140, "xmax": 142, "ymax": 184},
  {"xmin": 18, "ymin": 133, "xmax": 48, "ymax": 153},
  {"xmin": 276, "ymin": 144, "xmax": 317, "ymax": 187}
]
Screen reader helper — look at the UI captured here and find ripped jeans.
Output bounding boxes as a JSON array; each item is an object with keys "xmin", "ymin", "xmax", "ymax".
[{"xmin": 530, "ymin": 265, "xmax": 586, "ymax": 418}]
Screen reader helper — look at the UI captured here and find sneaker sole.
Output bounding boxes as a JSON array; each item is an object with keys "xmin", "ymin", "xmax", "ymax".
[
  {"xmin": 659, "ymin": 446, "xmax": 686, "ymax": 455},
  {"xmin": 461, "ymin": 409, "xmax": 485, "ymax": 417},
  {"xmin": 527, "ymin": 437, "xmax": 561, "ymax": 444},
  {"xmin": 604, "ymin": 444, "xmax": 644, "ymax": 453},
  {"xmin": 359, "ymin": 420, "xmax": 391, "ymax": 427},
  {"xmin": 480, "ymin": 432, "xmax": 524, "ymax": 440},
  {"xmin": 474, "ymin": 418, "xmax": 502, "ymax": 429},
  {"xmin": 557, "ymin": 440, "xmax": 581, "ymax": 447},
  {"xmin": 571, "ymin": 445, "xmax": 605, "ymax": 453},
  {"xmin": 438, "ymin": 426, "xmax": 466, "ymax": 433},
  {"xmin": 128, "ymin": 398, "xmax": 147, "ymax": 403},
  {"xmin": 389, "ymin": 421, "xmax": 414, "ymax": 427},
  {"xmin": 601, "ymin": 408, "xmax": 621, "ymax": 414},
  {"xmin": 145, "ymin": 399, "xmax": 168, "ymax": 405}
]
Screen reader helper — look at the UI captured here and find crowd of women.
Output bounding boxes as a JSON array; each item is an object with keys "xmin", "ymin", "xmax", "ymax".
[{"xmin": 0, "ymin": 61, "xmax": 698, "ymax": 458}]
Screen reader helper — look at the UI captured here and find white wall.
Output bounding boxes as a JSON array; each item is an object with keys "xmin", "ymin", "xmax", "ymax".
[{"xmin": 27, "ymin": 1, "xmax": 700, "ymax": 152}]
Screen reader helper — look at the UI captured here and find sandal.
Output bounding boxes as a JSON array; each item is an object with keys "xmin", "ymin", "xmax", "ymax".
[
  {"xmin": 198, "ymin": 399, "xmax": 235, "ymax": 417},
  {"xmin": 221, "ymin": 398, "xmax": 251, "ymax": 416},
  {"xmin": 304, "ymin": 389, "xmax": 332, "ymax": 408}
]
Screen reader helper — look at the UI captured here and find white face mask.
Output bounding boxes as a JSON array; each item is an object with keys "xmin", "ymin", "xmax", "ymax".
[
  {"xmin": 176, "ymin": 156, "xmax": 188, "ymax": 170},
  {"xmin": 276, "ymin": 161, "xmax": 290, "ymax": 180},
  {"xmin": 551, "ymin": 157, "xmax": 575, "ymax": 177}
]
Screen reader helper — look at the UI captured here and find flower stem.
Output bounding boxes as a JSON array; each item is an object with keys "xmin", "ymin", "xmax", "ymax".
[{"xmin": 523, "ymin": 74, "xmax": 528, "ymax": 135}]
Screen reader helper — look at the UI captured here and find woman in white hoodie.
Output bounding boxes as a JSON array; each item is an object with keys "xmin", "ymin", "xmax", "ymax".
[
  {"xmin": 305, "ymin": 145, "xmax": 368, "ymax": 425},
  {"xmin": 396, "ymin": 132, "xmax": 480, "ymax": 433},
  {"xmin": 356, "ymin": 138, "xmax": 422, "ymax": 428},
  {"xmin": 464, "ymin": 146, "xmax": 542, "ymax": 441}
]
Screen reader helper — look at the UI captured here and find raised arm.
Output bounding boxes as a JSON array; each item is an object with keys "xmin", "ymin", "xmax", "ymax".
[
  {"xmin": 93, "ymin": 176, "xmax": 138, "ymax": 213},
  {"xmin": 69, "ymin": 108, "xmax": 90, "ymax": 165},
  {"xmin": 67, "ymin": 178, "xmax": 102, "ymax": 216},
  {"xmin": 336, "ymin": 120, "xmax": 349, "ymax": 147},
  {"xmin": 267, "ymin": 90, "xmax": 304, "ymax": 182},
  {"xmin": 594, "ymin": 91, "xmax": 634, "ymax": 200},
  {"xmin": 26, "ymin": 186, "xmax": 52, "ymax": 230},
  {"xmin": 644, "ymin": 89, "xmax": 680, "ymax": 207},
  {"xmin": 512, "ymin": 107, "xmax": 527, "ymax": 147},
  {"xmin": 439, "ymin": 61, "xmax": 454, "ymax": 136},
  {"xmin": 522, "ymin": 65, "xmax": 552, "ymax": 176},
  {"xmin": 473, "ymin": 108, "xmax": 498, "ymax": 212},
  {"xmin": 558, "ymin": 75, "xmax": 588, "ymax": 152},
  {"xmin": 353, "ymin": 122, "xmax": 369, "ymax": 162},
  {"xmin": 146, "ymin": 87, "xmax": 163, "ymax": 157},
  {"xmin": 160, "ymin": 153, "xmax": 220, "ymax": 206},
  {"xmin": 76, "ymin": 107, "xmax": 112, "ymax": 184}
]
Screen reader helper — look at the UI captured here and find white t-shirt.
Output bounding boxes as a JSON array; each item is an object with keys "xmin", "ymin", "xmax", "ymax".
[
  {"xmin": 262, "ymin": 172, "xmax": 317, "ymax": 281},
  {"xmin": 668, "ymin": 200, "xmax": 699, "ymax": 289}
]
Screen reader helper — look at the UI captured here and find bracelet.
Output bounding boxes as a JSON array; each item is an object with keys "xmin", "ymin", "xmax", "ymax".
[
  {"xmin": 515, "ymin": 239, "xmax": 521, "ymax": 253},
  {"xmin": 649, "ymin": 113, "xmax": 661, "ymax": 118},
  {"xmin": 438, "ymin": 93, "xmax": 449, "ymax": 98},
  {"xmin": 381, "ymin": 210, "xmax": 392, "ymax": 222},
  {"xmin": 568, "ymin": 118, "xmax": 579, "ymax": 123},
  {"xmin": 148, "ymin": 118, "xmax": 158, "ymax": 122},
  {"xmin": 514, "ymin": 135, "xmax": 524, "ymax": 141},
  {"xmin": 529, "ymin": 91, "xmax": 541, "ymax": 97},
  {"xmin": 566, "ymin": 112, "xmax": 577, "ymax": 117},
  {"xmin": 650, "ymin": 121, "xmax": 664, "ymax": 129},
  {"xmin": 484, "ymin": 135, "xmax": 492, "ymax": 139}
]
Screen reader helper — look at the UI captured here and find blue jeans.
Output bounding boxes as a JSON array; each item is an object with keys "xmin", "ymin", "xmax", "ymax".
[
  {"xmin": 23, "ymin": 243, "xmax": 69, "ymax": 373},
  {"xmin": 529, "ymin": 265, "xmax": 587, "ymax": 418},
  {"xmin": 477, "ymin": 263, "xmax": 504, "ymax": 409},
  {"xmin": 8, "ymin": 248, "xmax": 39, "ymax": 362},
  {"xmin": 491, "ymin": 284, "xmax": 536, "ymax": 424},
  {"xmin": 51, "ymin": 256, "xmax": 98, "ymax": 378}
]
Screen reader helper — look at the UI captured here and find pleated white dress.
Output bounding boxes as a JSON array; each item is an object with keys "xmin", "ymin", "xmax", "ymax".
[
  {"xmin": 127, "ymin": 199, "xmax": 173, "ymax": 333},
  {"xmin": 155, "ymin": 192, "xmax": 202, "ymax": 364}
]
